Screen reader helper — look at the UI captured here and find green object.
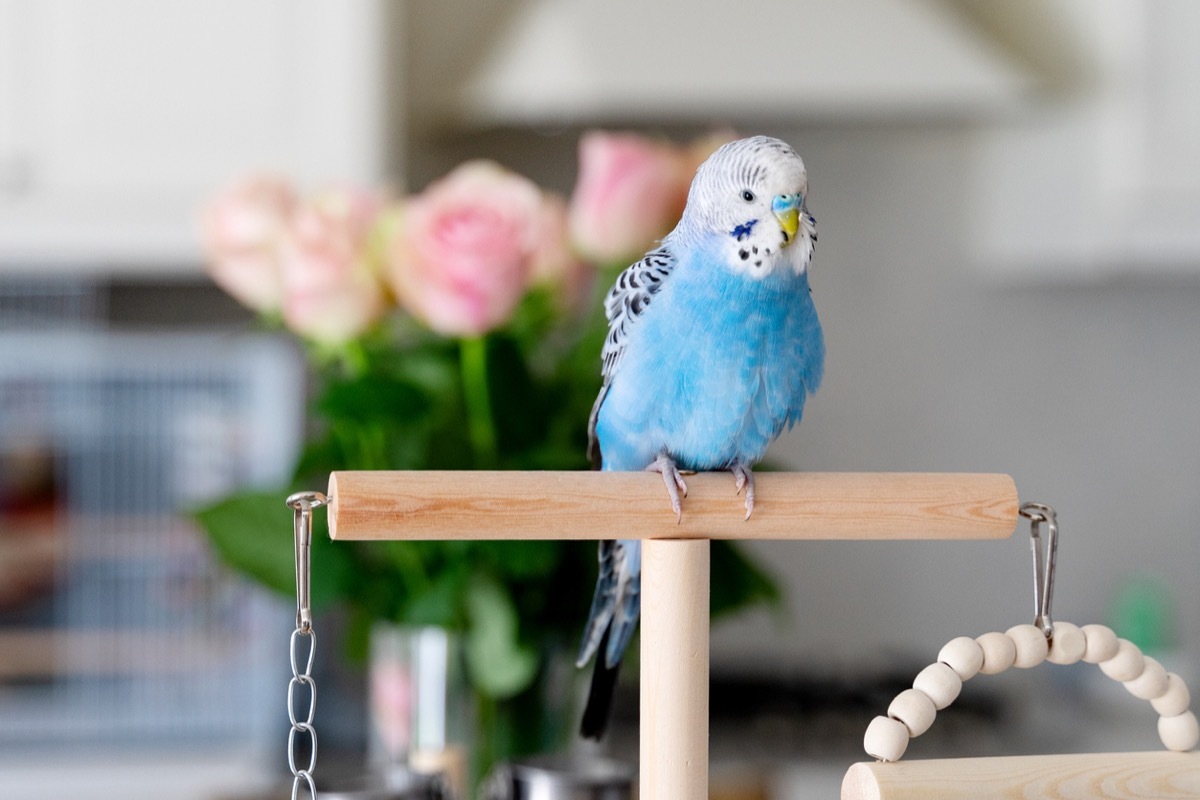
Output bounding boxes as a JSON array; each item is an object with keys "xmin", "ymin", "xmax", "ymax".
[
  {"xmin": 465, "ymin": 577, "xmax": 540, "ymax": 699},
  {"xmin": 1111, "ymin": 575, "xmax": 1176, "ymax": 654}
]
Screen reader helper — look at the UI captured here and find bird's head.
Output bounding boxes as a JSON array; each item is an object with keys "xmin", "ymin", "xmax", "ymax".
[{"xmin": 678, "ymin": 135, "xmax": 816, "ymax": 279}]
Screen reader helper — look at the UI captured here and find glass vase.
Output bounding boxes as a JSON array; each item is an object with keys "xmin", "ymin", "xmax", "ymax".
[{"xmin": 369, "ymin": 623, "xmax": 470, "ymax": 796}]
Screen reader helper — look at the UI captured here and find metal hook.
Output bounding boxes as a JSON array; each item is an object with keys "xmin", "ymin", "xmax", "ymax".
[
  {"xmin": 1019, "ymin": 502, "xmax": 1058, "ymax": 639},
  {"xmin": 288, "ymin": 491, "xmax": 327, "ymax": 634}
]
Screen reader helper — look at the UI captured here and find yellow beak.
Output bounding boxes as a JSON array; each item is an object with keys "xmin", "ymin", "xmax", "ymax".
[{"xmin": 774, "ymin": 207, "xmax": 800, "ymax": 245}]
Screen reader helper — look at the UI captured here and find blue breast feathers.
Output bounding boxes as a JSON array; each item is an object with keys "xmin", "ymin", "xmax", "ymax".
[{"xmin": 594, "ymin": 247, "xmax": 824, "ymax": 472}]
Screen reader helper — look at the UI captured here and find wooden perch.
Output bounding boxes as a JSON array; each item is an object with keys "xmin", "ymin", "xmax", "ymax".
[
  {"xmin": 326, "ymin": 471, "xmax": 1018, "ymax": 541},
  {"xmin": 842, "ymin": 751, "xmax": 1200, "ymax": 800}
]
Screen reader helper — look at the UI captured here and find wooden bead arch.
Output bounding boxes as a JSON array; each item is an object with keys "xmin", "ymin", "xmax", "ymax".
[
  {"xmin": 845, "ymin": 502, "xmax": 1200, "ymax": 799},
  {"xmin": 862, "ymin": 622, "xmax": 1200, "ymax": 763}
]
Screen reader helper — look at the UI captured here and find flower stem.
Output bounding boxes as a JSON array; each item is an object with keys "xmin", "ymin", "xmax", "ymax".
[
  {"xmin": 342, "ymin": 339, "xmax": 371, "ymax": 377},
  {"xmin": 460, "ymin": 336, "xmax": 498, "ymax": 468}
]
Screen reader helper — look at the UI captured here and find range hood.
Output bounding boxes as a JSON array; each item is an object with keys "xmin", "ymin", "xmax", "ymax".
[{"xmin": 411, "ymin": 0, "xmax": 1035, "ymax": 127}]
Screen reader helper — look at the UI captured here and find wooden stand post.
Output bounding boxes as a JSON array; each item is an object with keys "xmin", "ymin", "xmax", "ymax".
[{"xmin": 641, "ymin": 539, "xmax": 710, "ymax": 800}]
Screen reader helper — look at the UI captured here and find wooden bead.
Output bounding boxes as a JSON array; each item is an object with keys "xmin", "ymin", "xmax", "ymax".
[
  {"xmin": 1046, "ymin": 621, "xmax": 1087, "ymax": 665},
  {"xmin": 864, "ymin": 715, "xmax": 910, "ymax": 762},
  {"xmin": 976, "ymin": 632, "xmax": 1016, "ymax": 675},
  {"xmin": 1151, "ymin": 673, "xmax": 1192, "ymax": 718},
  {"xmin": 938, "ymin": 636, "xmax": 983, "ymax": 680},
  {"xmin": 1099, "ymin": 639, "xmax": 1145, "ymax": 682},
  {"xmin": 1158, "ymin": 710, "xmax": 1200, "ymax": 752},
  {"xmin": 1124, "ymin": 655, "xmax": 1169, "ymax": 700},
  {"xmin": 1006, "ymin": 624, "xmax": 1049, "ymax": 668},
  {"xmin": 889, "ymin": 688, "xmax": 937, "ymax": 737},
  {"xmin": 1081, "ymin": 624, "xmax": 1120, "ymax": 664},
  {"xmin": 914, "ymin": 662, "xmax": 962, "ymax": 710}
]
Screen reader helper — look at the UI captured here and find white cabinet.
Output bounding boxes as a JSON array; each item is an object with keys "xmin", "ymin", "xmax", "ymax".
[
  {"xmin": 970, "ymin": 0, "xmax": 1200, "ymax": 278},
  {"xmin": 0, "ymin": 0, "xmax": 391, "ymax": 274},
  {"xmin": 409, "ymin": 0, "xmax": 1032, "ymax": 128}
]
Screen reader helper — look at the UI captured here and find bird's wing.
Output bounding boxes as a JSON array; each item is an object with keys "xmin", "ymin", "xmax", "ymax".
[
  {"xmin": 587, "ymin": 246, "xmax": 679, "ymax": 467},
  {"xmin": 600, "ymin": 246, "xmax": 677, "ymax": 380}
]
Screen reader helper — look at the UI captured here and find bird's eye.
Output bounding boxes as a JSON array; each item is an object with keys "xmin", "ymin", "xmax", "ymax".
[{"xmin": 741, "ymin": 190, "xmax": 756, "ymax": 203}]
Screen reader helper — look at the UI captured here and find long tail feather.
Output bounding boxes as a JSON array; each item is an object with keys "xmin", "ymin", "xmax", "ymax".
[
  {"xmin": 605, "ymin": 542, "xmax": 641, "ymax": 668},
  {"xmin": 577, "ymin": 540, "xmax": 618, "ymax": 667},
  {"xmin": 580, "ymin": 629, "xmax": 621, "ymax": 740}
]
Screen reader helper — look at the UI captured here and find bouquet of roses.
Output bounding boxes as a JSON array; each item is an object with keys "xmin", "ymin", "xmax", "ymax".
[{"xmin": 194, "ymin": 130, "xmax": 779, "ymax": 767}]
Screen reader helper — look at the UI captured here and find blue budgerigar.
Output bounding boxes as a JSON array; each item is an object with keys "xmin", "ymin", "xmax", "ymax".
[{"xmin": 576, "ymin": 136, "xmax": 824, "ymax": 739}]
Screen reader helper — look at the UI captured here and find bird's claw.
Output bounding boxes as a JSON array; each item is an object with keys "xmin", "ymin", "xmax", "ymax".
[
  {"xmin": 647, "ymin": 455, "xmax": 688, "ymax": 523},
  {"xmin": 731, "ymin": 463, "xmax": 756, "ymax": 520}
]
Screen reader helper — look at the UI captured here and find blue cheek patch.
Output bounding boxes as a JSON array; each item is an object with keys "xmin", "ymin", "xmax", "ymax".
[{"xmin": 731, "ymin": 219, "xmax": 758, "ymax": 241}]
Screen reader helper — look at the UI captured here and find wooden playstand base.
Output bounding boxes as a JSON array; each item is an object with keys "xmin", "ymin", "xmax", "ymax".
[
  {"xmin": 843, "ymin": 751, "xmax": 1200, "ymax": 799},
  {"xmin": 324, "ymin": 470, "xmax": 1199, "ymax": 800}
]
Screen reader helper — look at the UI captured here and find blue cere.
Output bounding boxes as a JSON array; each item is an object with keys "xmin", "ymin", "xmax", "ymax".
[{"xmin": 772, "ymin": 193, "xmax": 801, "ymax": 212}]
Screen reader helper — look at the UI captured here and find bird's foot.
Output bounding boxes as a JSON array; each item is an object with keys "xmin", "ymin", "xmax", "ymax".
[
  {"xmin": 731, "ymin": 462, "xmax": 756, "ymax": 520},
  {"xmin": 646, "ymin": 454, "xmax": 688, "ymax": 523}
]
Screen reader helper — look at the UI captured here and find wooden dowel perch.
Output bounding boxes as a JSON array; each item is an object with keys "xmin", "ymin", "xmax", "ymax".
[
  {"xmin": 841, "ymin": 751, "xmax": 1200, "ymax": 800},
  {"xmin": 326, "ymin": 471, "xmax": 1018, "ymax": 541}
]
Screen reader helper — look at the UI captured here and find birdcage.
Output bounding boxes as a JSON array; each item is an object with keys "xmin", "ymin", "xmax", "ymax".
[{"xmin": 0, "ymin": 323, "xmax": 303, "ymax": 752}]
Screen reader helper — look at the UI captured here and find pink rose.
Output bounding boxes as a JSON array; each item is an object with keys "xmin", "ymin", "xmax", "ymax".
[
  {"xmin": 567, "ymin": 131, "xmax": 691, "ymax": 265},
  {"xmin": 386, "ymin": 161, "xmax": 544, "ymax": 336},
  {"xmin": 567, "ymin": 131, "xmax": 739, "ymax": 266},
  {"xmin": 278, "ymin": 187, "xmax": 390, "ymax": 344},
  {"xmin": 529, "ymin": 193, "xmax": 593, "ymax": 312},
  {"xmin": 200, "ymin": 174, "xmax": 296, "ymax": 313}
]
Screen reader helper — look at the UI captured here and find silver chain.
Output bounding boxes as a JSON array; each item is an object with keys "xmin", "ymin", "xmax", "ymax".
[{"xmin": 287, "ymin": 491, "xmax": 327, "ymax": 800}]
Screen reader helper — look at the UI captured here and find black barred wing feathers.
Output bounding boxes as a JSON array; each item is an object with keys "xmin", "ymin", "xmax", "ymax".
[
  {"xmin": 587, "ymin": 246, "xmax": 678, "ymax": 467},
  {"xmin": 601, "ymin": 247, "xmax": 676, "ymax": 379}
]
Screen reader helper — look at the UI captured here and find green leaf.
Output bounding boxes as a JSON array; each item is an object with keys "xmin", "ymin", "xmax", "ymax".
[
  {"xmin": 484, "ymin": 335, "xmax": 547, "ymax": 455},
  {"xmin": 403, "ymin": 568, "xmax": 468, "ymax": 628},
  {"xmin": 193, "ymin": 490, "xmax": 354, "ymax": 611},
  {"xmin": 710, "ymin": 540, "xmax": 782, "ymax": 619},
  {"xmin": 291, "ymin": 436, "xmax": 343, "ymax": 485},
  {"xmin": 316, "ymin": 374, "xmax": 430, "ymax": 423},
  {"xmin": 464, "ymin": 577, "xmax": 539, "ymax": 699},
  {"xmin": 471, "ymin": 541, "xmax": 561, "ymax": 580}
]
